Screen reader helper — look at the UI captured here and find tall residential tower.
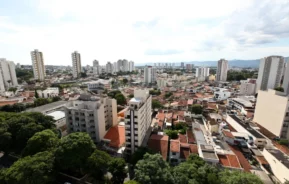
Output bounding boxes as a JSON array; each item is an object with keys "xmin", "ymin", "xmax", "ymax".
[
  {"xmin": 72, "ymin": 51, "xmax": 82, "ymax": 78},
  {"xmin": 0, "ymin": 59, "xmax": 18, "ymax": 92},
  {"xmin": 31, "ymin": 49, "xmax": 45, "ymax": 81},
  {"xmin": 216, "ymin": 59, "xmax": 228, "ymax": 81},
  {"xmin": 144, "ymin": 66, "xmax": 156, "ymax": 84}
]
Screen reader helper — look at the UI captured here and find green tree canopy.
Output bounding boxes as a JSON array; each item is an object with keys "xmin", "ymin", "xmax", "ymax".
[
  {"xmin": 152, "ymin": 99, "xmax": 163, "ymax": 109},
  {"xmin": 2, "ymin": 151, "xmax": 55, "ymax": 184},
  {"xmin": 165, "ymin": 129, "xmax": 178, "ymax": 139},
  {"xmin": 55, "ymin": 132, "xmax": 96, "ymax": 171},
  {"xmin": 22, "ymin": 129, "xmax": 60, "ymax": 156},
  {"xmin": 115, "ymin": 93, "xmax": 126, "ymax": 105},
  {"xmin": 274, "ymin": 86, "xmax": 284, "ymax": 92},
  {"xmin": 108, "ymin": 158, "xmax": 127, "ymax": 184},
  {"xmin": 219, "ymin": 170, "xmax": 263, "ymax": 184},
  {"xmin": 86, "ymin": 149, "xmax": 112, "ymax": 181},
  {"xmin": 135, "ymin": 153, "xmax": 174, "ymax": 184},
  {"xmin": 190, "ymin": 104, "xmax": 203, "ymax": 114},
  {"xmin": 124, "ymin": 180, "xmax": 140, "ymax": 184}
]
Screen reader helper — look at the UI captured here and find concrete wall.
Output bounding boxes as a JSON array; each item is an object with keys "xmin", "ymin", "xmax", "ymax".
[{"xmin": 254, "ymin": 90, "xmax": 288, "ymax": 138}]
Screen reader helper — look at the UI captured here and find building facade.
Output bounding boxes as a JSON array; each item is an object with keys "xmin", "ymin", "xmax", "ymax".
[
  {"xmin": 254, "ymin": 89, "xmax": 289, "ymax": 139},
  {"xmin": 106, "ymin": 62, "xmax": 113, "ymax": 74},
  {"xmin": 31, "ymin": 49, "xmax": 45, "ymax": 81},
  {"xmin": 239, "ymin": 79, "xmax": 257, "ymax": 95},
  {"xmin": 72, "ymin": 51, "xmax": 82, "ymax": 78},
  {"xmin": 37, "ymin": 87, "xmax": 59, "ymax": 98},
  {"xmin": 125, "ymin": 89, "xmax": 152, "ymax": 154},
  {"xmin": 282, "ymin": 63, "xmax": 289, "ymax": 95},
  {"xmin": 117, "ymin": 59, "xmax": 128, "ymax": 72},
  {"xmin": 64, "ymin": 95, "xmax": 117, "ymax": 142},
  {"xmin": 196, "ymin": 67, "xmax": 210, "ymax": 78},
  {"xmin": 256, "ymin": 56, "xmax": 284, "ymax": 92},
  {"xmin": 93, "ymin": 60, "xmax": 100, "ymax": 75},
  {"xmin": 216, "ymin": 59, "xmax": 228, "ymax": 81},
  {"xmin": 129, "ymin": 61, "xmax": 134, "ymax": 72},
  {"xmin": 144, "ymin": 66, "xmax": 156, "ymax": 84},
  {"xmin": 0, "ymin": 59, "xmax": 18, "ymax": 92}
]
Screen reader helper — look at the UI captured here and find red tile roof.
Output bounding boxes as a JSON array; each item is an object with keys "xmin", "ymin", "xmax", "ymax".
[
  {"xmin": 180, "ymin": 146, "xmax": 190, "ymax": 159},
  {"xmin": 170, "ymin": 140, "xmax": 180, "ymax": 153},
  {"xmin": 229, "ymin": 145, "xmax": 252, "ymax": 172},
  {"xmin": 178, "ymin": 134, "xmax": 187, "ymax": 143},
  {"xmin": 189, "ymin": 144, "xmax": 198, "ymax": 154},
  {"xmin": 187, "ymin": 130, "xmax": 196, "ymax": 144},
  {"xmin": 148, "ymin": 134, "xmax": 169, "ymax": 160},
  {"xmin": 103, "ymin": 125, "xmax": 125, "ymax": 148},
  {"xmin": 218, "ymin": 154, "xmax": 242, "ymax": 169},
  {"xmin": 222, "ymin": 130, "xmax": 235, "ymax": 139}
]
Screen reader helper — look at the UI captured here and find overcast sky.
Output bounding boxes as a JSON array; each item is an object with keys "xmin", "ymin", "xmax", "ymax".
[{"xmin": 1, "ymin": 0, "xmax": 289, "ymax": 66}]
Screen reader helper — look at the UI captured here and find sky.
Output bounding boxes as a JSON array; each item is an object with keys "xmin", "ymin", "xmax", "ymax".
[{"xmin": 1, "ymin": 0, "xmax": 289, "ymax": 66}]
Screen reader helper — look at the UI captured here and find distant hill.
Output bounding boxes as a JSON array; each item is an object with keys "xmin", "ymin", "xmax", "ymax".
[{"xmin": 136, "ymin": 57, "xmax": 289, "ymax": 68}]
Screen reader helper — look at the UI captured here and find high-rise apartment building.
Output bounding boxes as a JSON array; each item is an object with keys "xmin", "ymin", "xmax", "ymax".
[
  {"xmin": 64, "ymin": 94, "xmax": 118, "ymax": 142},
  {"xmin": 254, "ymin": 89, "xmax": 289, "ymax": 139},
  {"xmin": 0, "ymin": 59, "xmax": 18, "ymax": 92},
  {"xmin": 31, "ymin": 49, "xmax": 45, "ymax": 81},
  {"xmin": 239, "ymin": 79, "xmax": 257, "ymax": 95},
  {"xmin": 117, "ymin": 59, "xmax": 128, "ymax": 72},
  {"xmin": 72, "ymin": 51, "xmax": 82, "ymax": 78},
  {"xmin": 181, "ymin": 62, "xmax": 184, "ymax": 68},
  {"xmin": 196, "ymin": 67, "xmax": 210, "ymax": 78},
  {"xmin": 283, "ymin": 64, "xmax": 289, "ymax": 95},
  {"xmin": 186, "ymin": 64, "xmax": 193, "ymax": 71},
  {"xmin": 144, "ymin": 66, "xmax": 156, "ymax": 84},
  {"xmin": 125, "ymin": 89, "xmax": 152, "ymax": 154},
  {"xmin": 93, "ymin": 60, "xmax": 100, "ymax": 75},
  {"xmin": 113, "ymin": 62, "xmax": 118, "ymax": 73},
  {"xmin": 106, "ymin": 62, "xmax": 113, "ymax": 74},
  {"xmin": 256, "ymin": 56, "xmax": 284, "ymax": 92},
  {"xmin": 216, "ymin": 59, "xmax": 228, "ymax": 81},
  {"xmin": 129, "ymin": 61, "xmax": 134, "ymax": 72}
]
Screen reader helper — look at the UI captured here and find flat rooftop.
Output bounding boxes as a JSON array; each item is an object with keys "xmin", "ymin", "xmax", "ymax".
[
  {"xmin": 47, "ymin": 111, "xmax": 65, "ymax": 120},
  {"xmin": 229, "ymin": 114, "xmax": 265, "ymax": 139},
  {"xmin": 25, "ymin": 101, "xmax": 67, "ymax": 113},
  {"xmin": 267, "ymin": 149, "xmax": 289, "ymax": 169}
]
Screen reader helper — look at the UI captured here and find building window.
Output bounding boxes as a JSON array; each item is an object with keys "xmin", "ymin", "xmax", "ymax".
[
  {"xmin": 286, "ymin": 112, "xmax": 289, "ymax": 117},
  {"xmin": 172, "ymin": 152, "xmax": 177, "ymax": 156}
]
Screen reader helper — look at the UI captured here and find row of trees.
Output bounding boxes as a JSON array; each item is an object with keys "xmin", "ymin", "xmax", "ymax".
[
  {"xmin": 227, "ymin": 70, "xmax": 255, "ymax": 81},
  {"xmin": 133, "ymin": 153, "xmax": 263, "ymax": 184},
  {"xmin": 107, "ymin": 90, "xmax": 127, "ymax": 105},
  {"xmin": 0, "ymin": 96, "xmax": 61, "ymax": 113},
  {"xmin": 0, "ymin": 131, "xmax": 128, "ymax": 184}
]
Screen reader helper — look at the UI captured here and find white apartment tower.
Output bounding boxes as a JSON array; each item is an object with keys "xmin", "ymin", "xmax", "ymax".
[
  {"xmin": 117, "ymin": 59, "xmax": 129, "ymax": 72},
  {"xmin": 106, "ymin": 62, "xmax": 113, "ymax": 74},
  {"xmin": 125, "ymin": 89, "xmax": 152, "ymax": 154},
  {"xmin": 144, "ymin": 66, "xmax": 156, "ymax": 84},
  {"xmin": 0, "ymin": 59, "xmax": 18, "ymax": 92},
  {"xmin": 31, "ymin": 49, "xmax": 45, "ymax": 81},
  {"xmin": 64, "ymin": 94, "xmax": 118, "ymax": 142},
  {"xmin": 93, "ymin": 60, "xmax": 100, "ymax": 75},
  {"xmin": 240, "ymin": 79, "xmax": 257, "ymax": 95},
  {"xmin": 256, "ymin": 56, "xmax": 284, "ymax": 92},
  {"xmin": 216, "ymin": 59, "xmax": 228, "ymax": 81},
  {"xmin": 254, "ymin": 89, "xmax": 289, "ymax": 139},
  {"xmin": 72, "ymin": 51, "xmax": 82, "ymax": 78},
  {"xmin": 129, "ymin": 61, "xmax": 134, "ymax": 72},
  {"xmin": 196, "ymin": 67, "xmax": 210, "ymax": 78},
  {"xmin": 283, "ymin": 64, "xmax": 289, "ymax": 95}
]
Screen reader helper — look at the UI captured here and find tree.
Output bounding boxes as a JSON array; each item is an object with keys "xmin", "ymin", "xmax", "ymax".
[
  {"xmin": 274, "ymin": 87, "xmax": 284, "ymax": 92},
  {"xmin": 55, "ymin": 132, "xmax": 96, "ymax": 171},
  {"xmin": 135, "ymin": 153, "xmax": 174, "ymax": 184},
  {"xmin": 130, "ymin": 147, "xmax": 153, "ymax": 166},
  {"xmin": 2, "ymin": 151, "xmax": 56, "ymax": 184},
  {"xmin": 124, "ymin": 181, "xmax": 139, "ymax": 184},
  {"xmin": 115, "ymin": 93, "xmax": 126, "ymax": 105},
  {"xmin": 22, "ymin": 129, "xmax": 60, "ymax": 156},
  {"xmin": 86, "ymin": 149, "xmax": 112, "ymax": 181},
  {"xmin": 278, "ymin": 139, "xmax": 289, "ymax": 145},
  {"xmin": 80, "ymin": 72, "xmax": 87, "ymax": 78},
  {"xmin": 8, "ymin": 87, "xmax": 17, "ymax": 93},
  {"xmin": 152, "ymin": 99, "xmax": 163, "ymax": 109},
  {"xmin": 34, "ymin": 89, "xmax": 39, "ymax": 98},
  {"xmin": 123, "ymin": 78, "xmax": 128, "ymax": 85},
  {"xmin": 190, "ymin": 104, "xmax": 203, "ymax": 114},
  {"xmin": 128, "ymin": 94, "xmax": 134, "ymax": 98},
  {"xmin": 219, "ymin": 170, "xmax": 263, "ymax": 184},
  {"xmin": 165, "ymin": 129, "xmax": 178, "ymax": 139},
  {"xmin": 165, "ymin": 92, "xmax": 173, "ymax": 98},
  {"xmin": 108, "ymin": 158, "xmax": 127, "ymax": 184},
  {"xmin": 0, "ymin": 122, "xmax": 12, "ymax": 152}
]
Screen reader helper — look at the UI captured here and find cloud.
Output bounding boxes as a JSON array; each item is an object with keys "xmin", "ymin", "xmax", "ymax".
[
  {"xmin": 145, "ymin": 49, "xmax": 183, "ymax": 56},
  {"xmin": 0, "ymin": 0, "xmax": 289, "ymax": 65}
]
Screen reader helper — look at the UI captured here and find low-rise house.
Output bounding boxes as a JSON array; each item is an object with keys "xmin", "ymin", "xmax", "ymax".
[
  {"xmin": 148, "ymin": 134, "xmax": 169, "ymax": 160},
  {"xmin": 198, "ymin": 144, "xmax": 219, "ymax": 164},
  {"xmin": 217, "ymin": 154, "xmax": 242, "ymax": 170},
  {"xmin": 37, "ymin": 87, "xmax": 59, "ymax": 98},
  {"xmin": 213, "ymin": 88, "xmax": 231, "ymax": 101}
]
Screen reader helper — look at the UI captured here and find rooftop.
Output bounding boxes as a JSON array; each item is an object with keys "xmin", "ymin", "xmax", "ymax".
[
  {"xmin": 229, "ymin": 114, "xmax": 265, "ymax": 139},
  {"xmin": 103, "ymin": 125, "xmax": 125, "ymax": 148},
  {"xmin": 218, "ymin": 154, "xmax": 242, "ymax": 169},
  {"xmin": 25, "ymin": 101, "xmax": 67, "ymax": 113},
  {"xmin": 170, "ymin": 140, "xmax": 180, "ymax": 153},
  {"xmin": 229, "ymin": 145, "xmax": 252, "ymax": 172},
  {"xmin": 148, "ymin": 134, "xmax": 169, "ymax": 160},
  {"xmin": 47, "ymin": 111, "xmax": 65, "ymax": 120},
  {"xmin": 266, "ymin": 149, "xmax": 289, "ymax": 169}
]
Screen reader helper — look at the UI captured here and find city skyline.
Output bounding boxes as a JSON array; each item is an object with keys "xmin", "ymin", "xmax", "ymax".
[{"xmin": 1, "ymin": 1, "xmax": 289, "ymax": 66}]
